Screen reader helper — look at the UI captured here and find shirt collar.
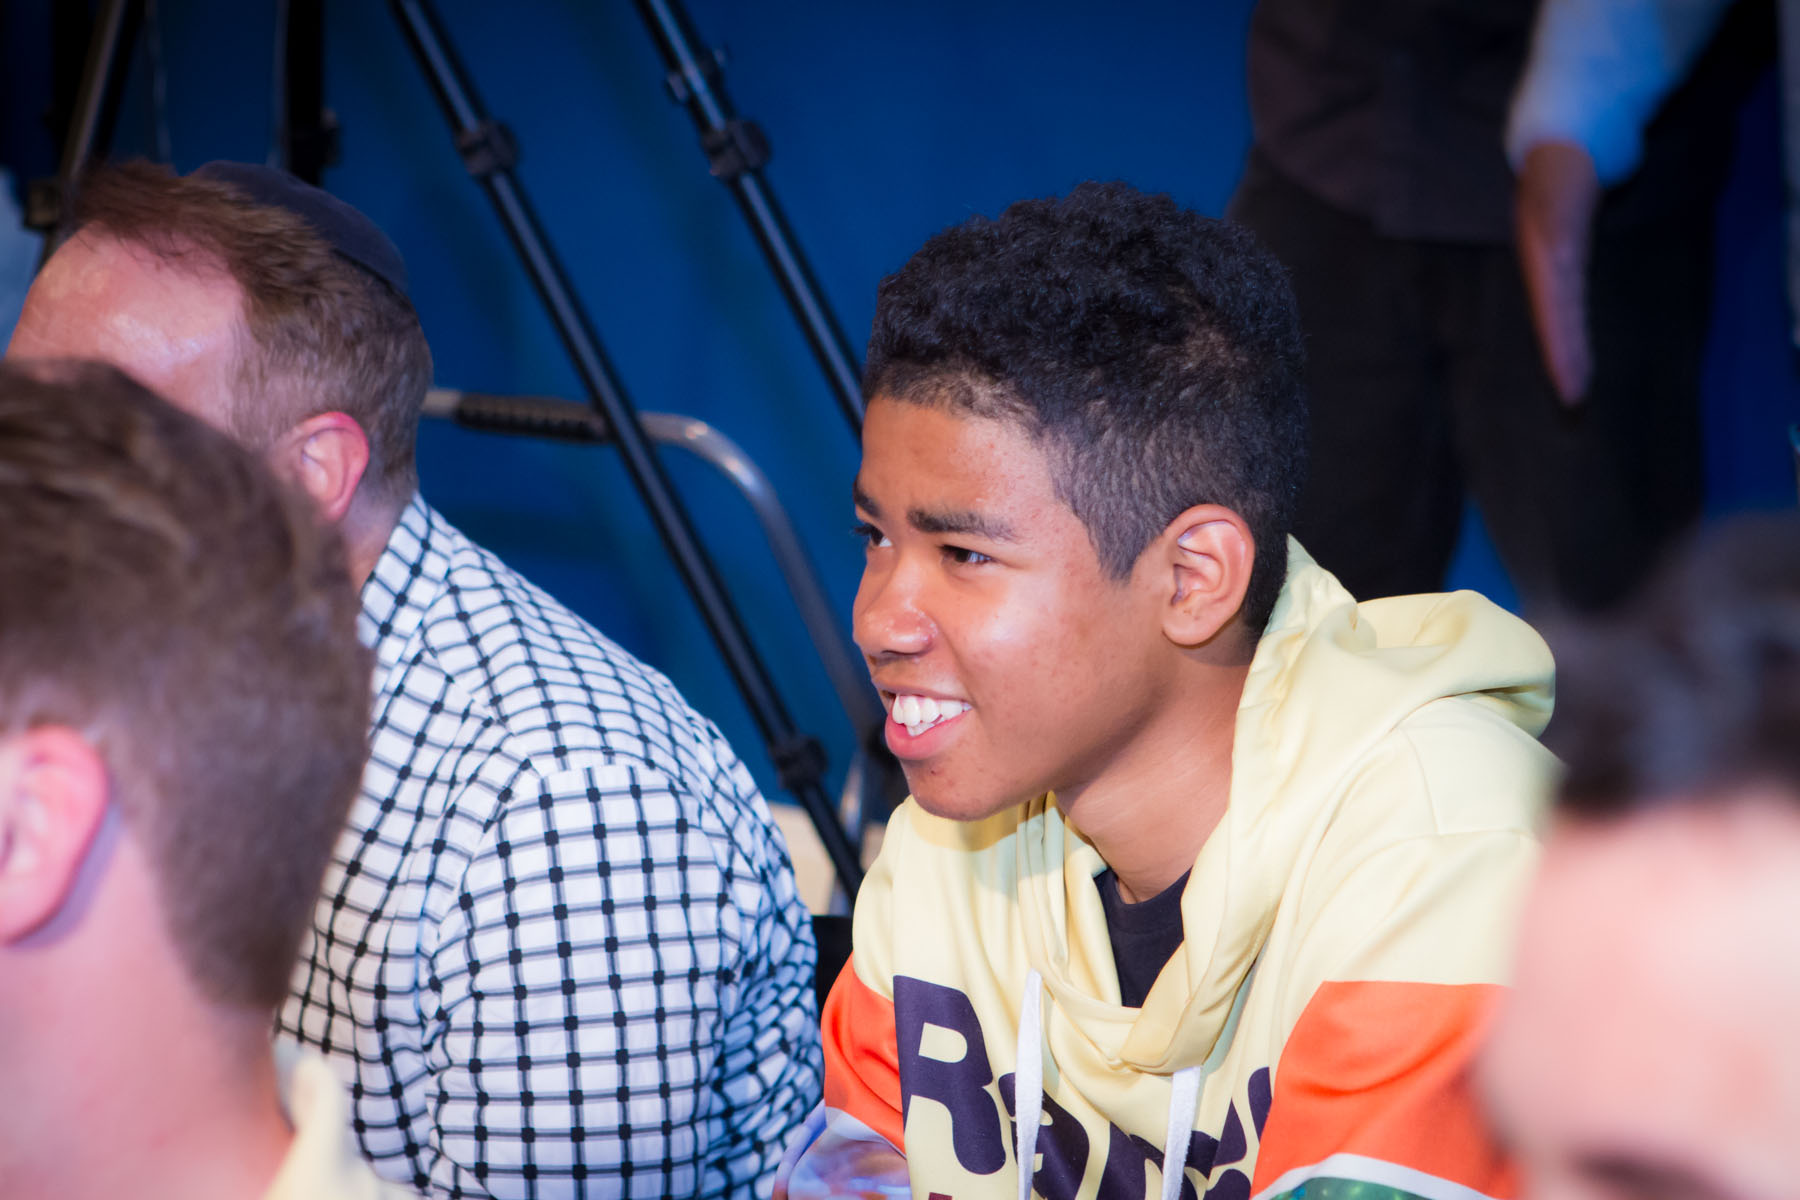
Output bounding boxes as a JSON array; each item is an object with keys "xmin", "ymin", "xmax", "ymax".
[{"xmin": 359, "ymin": 492, "xmax": 448, "ymax": 677}]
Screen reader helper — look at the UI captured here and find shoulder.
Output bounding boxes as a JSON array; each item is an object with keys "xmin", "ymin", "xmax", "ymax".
[
  {"xmin": 386, "ymin": 517, "xmax": 792, "ymax": 904},
  {"xmin": 1258, "ymin": 683, "xmax": 1552, "ymax": 1000},
  {"xmin": 1267, "ymin": 732, "xmax": 1544, "ymax": 1020},
  {"xmin": 1285, "ymin": 701, "xmax": 1550, "ymax": 960},
  {"xmin": 1404, "ymin": 689, "xmax": 1557, "ymax": 828},
  {"xmin": 412, "ymin": 517, "xmax": 748, "ymax": 792},
  {"xmin": 1352, "ymin": 692, "xmax": 1556, "ymax": 844}
]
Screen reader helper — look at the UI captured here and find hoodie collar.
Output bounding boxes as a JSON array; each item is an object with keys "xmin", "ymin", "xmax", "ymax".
[{"xmin": 1012, "ymin": 540, "xmax": 1553, "ymax": 1072}]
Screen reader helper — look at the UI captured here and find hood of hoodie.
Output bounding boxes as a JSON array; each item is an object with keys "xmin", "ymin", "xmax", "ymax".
[{"xmin": 1013, "ymin": 539, "xmax": 1554, "ymax": 1074}]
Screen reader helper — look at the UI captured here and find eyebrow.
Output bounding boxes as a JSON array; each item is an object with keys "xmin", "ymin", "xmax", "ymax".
[
  {"xmin": 851, "ymin": 480, "xmax": 1018, "ymax": 542},
  {"xmin": 851, "ymin": 480, "xmax": 882, "ymax": 519},
  {"xmin": 910, "ymin": 506, "xmax": 1018, "ymax": 542}
]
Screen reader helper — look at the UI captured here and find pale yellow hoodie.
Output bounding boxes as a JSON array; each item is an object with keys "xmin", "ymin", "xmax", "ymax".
[
  {"xmin": 267, "ymin": 1047, "xmax": 417, "ymax": 1200},
  {"xmin": 784, "ymin": 544, "xmax": 1554, "ymax": 1200}
]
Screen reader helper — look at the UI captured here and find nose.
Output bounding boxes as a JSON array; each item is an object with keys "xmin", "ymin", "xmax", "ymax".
[{"xmin": 853, "ymin": 556, "xmax": 934, "ymax": 662}]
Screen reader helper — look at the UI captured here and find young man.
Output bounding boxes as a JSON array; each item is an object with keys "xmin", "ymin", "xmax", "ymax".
[
  {"xmin": 6, "ymin": 162, "xmax": 818, "ymax": 1198},
  {"xmin": 0, "ymin": 359, "xmax": 404, "ymax": 1198},
  {"xmin": 783, "ymin": 183, "xmax": 1555, "ymax": 1200},
  {"xmin": 1482, "ymin": 515, "xmax": 1800, "ymax": 1200}
]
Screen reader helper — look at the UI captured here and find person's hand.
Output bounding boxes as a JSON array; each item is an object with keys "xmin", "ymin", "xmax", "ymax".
[{"xmin": 1515, "ymin": 140, "xmax": 1601, "ymax": 406}]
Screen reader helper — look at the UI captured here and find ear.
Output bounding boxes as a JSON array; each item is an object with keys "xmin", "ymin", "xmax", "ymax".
[
  {"xmin": 268, "ymin": 412, "xmax": 370, "ymax": 525},
  {"xmin": 0, "ymin": 727, "xmax": 110, "ymax": 943},
  {"xmin": 1154, "ymin": 504, "xmax": 1256, "ymax": 647}
]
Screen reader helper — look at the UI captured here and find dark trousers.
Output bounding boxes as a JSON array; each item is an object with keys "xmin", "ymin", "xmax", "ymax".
[
  {"xmin": 1230, "ymin": 151, "xmax": 1714, "ymax": 613},
  {"xmin": 1227, "ymin": 0, "xmax": 1775, "ymax": 613}
]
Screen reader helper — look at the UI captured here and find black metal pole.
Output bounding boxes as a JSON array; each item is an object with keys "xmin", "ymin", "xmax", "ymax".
[
  {"xmin": 632, "ymin": 0, "xmax": 865, "ymax": 436},
  {"xmin": 389, "ymin": 0, "xmax": 863, "ymax": 895},
  {"xmin": 33, "ymin": 0, "xmax": 140, "ymax": 265},
  {"xmin": 279, "ymin": 0, "xmax": 335, "ymax": 184}
]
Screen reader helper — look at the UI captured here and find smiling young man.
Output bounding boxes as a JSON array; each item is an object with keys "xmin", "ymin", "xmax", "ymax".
[{"xmin": 777, "ymin": 183, "xmax": 1557, "ymax": 1200}]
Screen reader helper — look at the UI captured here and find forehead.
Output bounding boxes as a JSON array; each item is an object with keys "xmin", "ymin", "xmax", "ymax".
[
  {"xmin": 856, "ymin": 395, "xmax": 1056, "ymax": 508},
  {"xmin": 1517, "ymin": 799, "xmax": 1800, "ymax": 1001},
  {"xmin": 7, "ymin": 231, "xmax": 243, "ymax": 401},
  {"xmin": 1486, "ymin": 798, "xmax": 1800, "ymax": 1187}
]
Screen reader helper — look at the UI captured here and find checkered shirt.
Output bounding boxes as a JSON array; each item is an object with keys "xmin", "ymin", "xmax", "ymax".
[{"xmin": 278, "ymin": 495, "xmax": 821, "ymax": 1199}]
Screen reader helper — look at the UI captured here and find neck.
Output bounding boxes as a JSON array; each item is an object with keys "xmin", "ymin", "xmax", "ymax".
[
  {"xmin": 341, "ymin": 487, "xmax": 407, "ymax": 591},
  {"xmin": 2, "ymin": 996, "xmax": 291, "ymax": 1200},
  {"xmin": 1060, "ymin": 654, "xmax": 1252, "ymax": 904},
  {"xmin": 0, "ymin": 843, "xmax": 294, "ymax": 1200}
]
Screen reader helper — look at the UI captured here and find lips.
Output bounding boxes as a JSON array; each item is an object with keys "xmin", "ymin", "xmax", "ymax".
[{"xmin": 886, "ymin": 693, "xmax": 969, "ymax": 740}]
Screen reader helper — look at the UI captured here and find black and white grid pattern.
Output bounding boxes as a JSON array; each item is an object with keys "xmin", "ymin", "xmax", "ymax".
[{"xmin": 278, "ymin": 496, "xmax": 821, "ymax": 1199}]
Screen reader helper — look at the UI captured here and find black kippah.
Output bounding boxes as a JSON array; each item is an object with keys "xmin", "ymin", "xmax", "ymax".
[{"xmin": 191, "ymin": 161, "xmax": 410, "ymax": 300}]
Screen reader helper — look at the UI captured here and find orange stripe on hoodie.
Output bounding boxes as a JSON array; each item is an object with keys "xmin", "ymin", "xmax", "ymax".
[
  {"xmin": 821, "ymin": 954, "xmax": 907, "ymax": 1152},
  {"xmin": 1252, "ymin": 980, "xmax": 1515, "ymax": 1198}
]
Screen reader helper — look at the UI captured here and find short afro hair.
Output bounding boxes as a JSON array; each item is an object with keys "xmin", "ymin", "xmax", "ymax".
[{"xmin": 864, "ymin": 181, "xmax": 1307, "ymax": 631}]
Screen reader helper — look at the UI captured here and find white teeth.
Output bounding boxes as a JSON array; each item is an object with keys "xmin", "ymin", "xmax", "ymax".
[{"xmin": 890, "ymin": 694, "xmax": 971, "ymax": 738}]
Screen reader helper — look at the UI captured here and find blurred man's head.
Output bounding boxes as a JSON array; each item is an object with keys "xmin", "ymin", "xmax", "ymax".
[
  {"xmin": 1482, "ymin": 515, "xmax": 1800, "ymax": 1200},
  {"xmin": 6, "ymin": 160, "xmax": 431, "ymax": 562},
  {"xmin": 0, "ymin": 358, "xmax": 370, "ymax": 1012}
]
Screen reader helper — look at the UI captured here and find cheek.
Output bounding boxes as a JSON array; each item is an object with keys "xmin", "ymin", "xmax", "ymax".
[
  {"xmin": 954, "ymin": 591, "xmax": 1054, "ymax": 685},
  {"xmin": 956, "ymin": 581, "xmax": 1125, "ymax": 704}
]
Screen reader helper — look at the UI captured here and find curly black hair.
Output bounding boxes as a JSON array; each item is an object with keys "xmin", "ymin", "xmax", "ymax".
[
  {"xmin": 1550, "ymin": 513, "xmax": 1800, "ymax": 818},
  {"xmin": 864, "ymin": 181, "xmax": 1307, "ymax": 631}
]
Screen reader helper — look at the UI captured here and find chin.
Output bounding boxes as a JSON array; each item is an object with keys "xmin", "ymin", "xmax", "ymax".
[{"xmin": 905, "ymin": 771, "xmax": 1033, "ymax": 824}]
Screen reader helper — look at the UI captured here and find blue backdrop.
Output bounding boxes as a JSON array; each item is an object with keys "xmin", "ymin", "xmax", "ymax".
[{"xmin": 2, "ymin": 1, "xmax": 1794, "ymax": 807}]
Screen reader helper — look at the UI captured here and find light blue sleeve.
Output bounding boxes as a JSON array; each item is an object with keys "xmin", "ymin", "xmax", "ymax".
[{"xmin": 1506, "ymin": 0, "xmax": 1736, "ymax": 184}]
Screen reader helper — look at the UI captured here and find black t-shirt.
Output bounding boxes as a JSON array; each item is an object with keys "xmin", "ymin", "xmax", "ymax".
[{"xmin": 1094, "ymin": 866, "xmax": 1191, "ymax": 1009}]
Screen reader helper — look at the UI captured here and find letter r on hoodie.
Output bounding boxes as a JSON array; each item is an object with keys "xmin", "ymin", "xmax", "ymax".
[{"xmin": 894, "ymin": 976, "xmax": 1008, "ymax": 1174}]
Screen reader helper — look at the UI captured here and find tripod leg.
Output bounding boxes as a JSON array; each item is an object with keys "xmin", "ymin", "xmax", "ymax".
[
  {"xmin": 36, "ymin": 0, "xmax": 141, "ymax": 266},
  {"xmin": 388, "ymin": 0, "xmax": 865, "ymax": 896},
  {"xmin": 632, "ymin": 0, "xmax": 866, "ymax": 436},
  {"xmin": 278, "ymin": 0, "xmax": 338, "ymax": 184}
]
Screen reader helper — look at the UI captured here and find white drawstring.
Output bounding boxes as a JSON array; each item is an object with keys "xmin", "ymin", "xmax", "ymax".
[
  {"xmin": 1013, "ymin": 961, "xmax": 1258, "ymax": 1200},
  {"xmin": 1015, "ymin": 968, "xmax": 1045, "ymax": 1200},
  {"xmin": 1159, "ymin": 1065, "xmax": 1203, "ymax": 1200}
]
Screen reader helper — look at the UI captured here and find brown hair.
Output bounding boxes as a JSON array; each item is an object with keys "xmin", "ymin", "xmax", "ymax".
[
  {"xmin": 1550, "ymin": 513, "xmax": 1800, "ymax": 819},
  {"xmin": 0, "ymin": 359, "xmax": 372, "ymax": 1009},
  {"xmin": 70, "ymin": 160, "xmax": 433, "ymax": 504}
]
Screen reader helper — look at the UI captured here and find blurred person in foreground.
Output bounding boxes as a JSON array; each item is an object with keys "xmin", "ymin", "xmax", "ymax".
[
  {"xmin": 0, "ymin": 359, "xmax": 406, "ymax": 1198},
  {"xmin": 1483, "ymin": 513, "xmax": 1800, "ymax": 1200},
  {"xmin": 5, "ymin": 160, "xmax": 818, "ymax": 1199},
  {"xmin": 1232, "ymin": 0, "xmax": 1764, "ymax": 613}
]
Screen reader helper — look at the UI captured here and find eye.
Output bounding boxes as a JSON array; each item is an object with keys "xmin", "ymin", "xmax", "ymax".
[
  {"xmin": 943, "ymin": 544, "xmax": 993, "ymax": 566},
  {"xmin": 852, "ymin": 521, "xmax": 890, "ymax": 550}
]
